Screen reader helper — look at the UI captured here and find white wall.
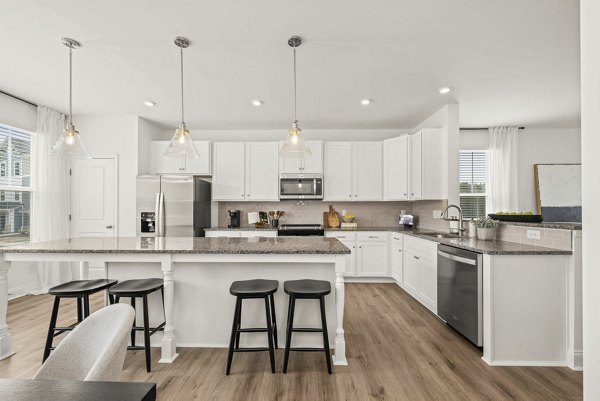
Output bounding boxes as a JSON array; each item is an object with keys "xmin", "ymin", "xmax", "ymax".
[
  {"xmin": 581, "ymin": 0, "xmax": 600, "ymax": 397},
  {"xmin": 460, "ymin": 128, "xmax": 581, "ymax": 213},
  {"xmin": 73, "ymin": 115, "xmax": 139, "ymax": 236},
  {"xmin": 138, "ymin": 117, "xmax": 167, "ymax": 174},
  {"xmin": 0, "ymin": 92, "xmax": 36, "ymax": 133}
]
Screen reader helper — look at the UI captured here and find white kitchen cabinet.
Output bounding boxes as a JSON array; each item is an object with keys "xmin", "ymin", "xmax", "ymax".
[
  {"xmin": 205, "ymin": 230, "xmax": 241, "ymax": 238},
  {"xmin": 212, "ymin": 142, "xmax": 246, "ymax": 201},
  {"xmin": 279, "ymin": 140, "xmax": 323, "ymax": 174},
  {"xmin": 408, "ymin": 132, "xmax": 422, "ymax": 200},
  {"xmin": 383, "ymin": 136, "xmax": 409, "ymax": 201},
  {"xmin": 212, "ymin": 142, "xmax": 279, "ymax": 201},
  {"xmin": 324, "ymin": 142, "xmax": 382, "ymax": 201},
  {"xmin": 325, "ymin": 231, "xmax": 357, "ymax": 276},
  {"xmin": 151, "ymin": 141, "xmax": 211, "ymax": 175},
  {"xmin": 205, "ymin": 230, "xmax": 277, "ymax": 238},
  {"xmin": 245, "ymin": 142, "xmax": 280, "ymax": 201},
  {"xmin": 354, "ymin": 142, "xmax": 383, "ymax": 200},
  {"xmin": 390, "ymin": 233, "xmax": 404, "ymax": 284},
  {"xmin": 323, "ymin": 142, "xmax": 353, "ymax": 200},
  {"xmin": 239, "ymin": 230, "xmax": 277, "ymax": 238},
  {"xmin": 408, "ymin": 129, "xmax": 445, "ymax": 200},
  {"xmin": 403, "ymin": 235, "xmax": 438, "ymax": 313},
  {"xmin": 357, "ymin": 241, "xmax": 389, "ymax": 276}
]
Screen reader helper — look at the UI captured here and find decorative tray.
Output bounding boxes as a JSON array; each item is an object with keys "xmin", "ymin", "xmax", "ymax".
[{"xmin": 488, "ymin": 214, "xmax": 544, "ymax": 223}]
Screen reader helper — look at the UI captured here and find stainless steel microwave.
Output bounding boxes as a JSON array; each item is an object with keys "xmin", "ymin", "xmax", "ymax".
[{"xmin": 279, "ymin": 174, "xmax": 323, "ymax": 200}]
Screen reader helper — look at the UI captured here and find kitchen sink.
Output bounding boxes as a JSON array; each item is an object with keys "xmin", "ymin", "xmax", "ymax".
[{"xmin": 418, "ymin": 232, "xmax": 461, "ymax": 239}]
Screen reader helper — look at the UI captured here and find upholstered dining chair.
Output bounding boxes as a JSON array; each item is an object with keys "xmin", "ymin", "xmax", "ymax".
[{"xmin": 34, "ymin": 303, "xmax": 135, "ymax": 381}]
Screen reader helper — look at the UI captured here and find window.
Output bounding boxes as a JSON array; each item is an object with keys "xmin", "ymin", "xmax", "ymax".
[
  {"xmin": 460, "ymin": 151, "xmax": 488, "ymax": 219},
  {"xmin": 0, "ymin": 123, "xmax": 32, "ymax": 244}
]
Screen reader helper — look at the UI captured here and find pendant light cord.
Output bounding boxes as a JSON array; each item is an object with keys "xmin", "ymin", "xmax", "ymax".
[
  {"xmin": 69, "ymin": 46, "xmax": 73, "ymax": 125},
  {"xmin": 180, "ymin": 47, "xmax": 185, "ymax": 125},
  {"xmin": 293, "ymin": 46, "xmax": 297, "ymax": 123}
]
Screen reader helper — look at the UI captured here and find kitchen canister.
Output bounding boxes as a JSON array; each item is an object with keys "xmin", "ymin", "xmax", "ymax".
[{"xmin": 468, "ymin": 220, "xmax": 477, "ymax": 237}]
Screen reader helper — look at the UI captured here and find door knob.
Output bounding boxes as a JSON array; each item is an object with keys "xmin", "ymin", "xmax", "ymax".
[{"xmin": 106, "ymin": 225, "xmax": 113, "ymax": 229}]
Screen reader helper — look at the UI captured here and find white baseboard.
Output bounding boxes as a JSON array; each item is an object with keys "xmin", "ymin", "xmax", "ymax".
[
  {"xmin": 482, "ymin": 356, "xmax": 568, "ymax": 367},
  {"xmin": 8, "ymin": 285, "xmax": 37, "ymax": 301},
  {"xmin": 568, "ymin": 349, "xmax": 584, "ymax": 371},
  {"xmin": 344, "ymin": 277, "xmax": 396, "ymax": 283}
]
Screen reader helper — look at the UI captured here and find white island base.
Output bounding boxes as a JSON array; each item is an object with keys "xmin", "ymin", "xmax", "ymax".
[{"xmin": 0, "ymin": 246, "xmax": 348, "ymax": 366}]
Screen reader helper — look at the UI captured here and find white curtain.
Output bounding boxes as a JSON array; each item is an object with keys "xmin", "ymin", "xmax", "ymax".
[
  {"xmin": 30, "ymin": 106, "xmax": 72, "ymax": 294},
  {"xmin": 487, "ymin": 126, "xmax": 519, "ymax": 213}
]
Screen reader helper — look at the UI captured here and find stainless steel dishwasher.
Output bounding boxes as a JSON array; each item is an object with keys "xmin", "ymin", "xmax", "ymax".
[{"xmin": 437, "ymin": 244, "xmax": 483, "ymax": 346}]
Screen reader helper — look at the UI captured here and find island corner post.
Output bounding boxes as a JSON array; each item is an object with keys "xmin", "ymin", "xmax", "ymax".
[{"xmin": 0, "ymin": 246, "xmax": 348, "ymax": 366}]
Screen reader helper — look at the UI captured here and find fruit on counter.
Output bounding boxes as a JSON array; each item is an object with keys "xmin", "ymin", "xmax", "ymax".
[
  {"xmin": 343, "ymin": 214, "xmax": 355, "ymax": 219},
  {"xmin": 495, "ymin": 211, "xmax": 534, "ymax": 215}
]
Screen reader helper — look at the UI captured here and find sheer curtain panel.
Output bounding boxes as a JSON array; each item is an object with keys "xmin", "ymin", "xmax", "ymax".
[
  {"xmin": 487, "ymin": 126, "xmax": 519, "ymax": 214},
  {"xmin": 30, "ymin": 106, "xmax": 72, "ymax": 293}
]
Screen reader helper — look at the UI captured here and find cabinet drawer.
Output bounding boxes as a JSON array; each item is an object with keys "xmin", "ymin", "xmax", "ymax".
[
  {"xmin": 205, "ymin": 231, "xmax": 241, "ymax": 238},
  {"xmin": 239, "ymin": 231, "xmax": 277, "ymax": 238},
  {"xmin": 403, "ymin": 235, "xmax": 438, "ymax": 256},
  {"xmin": 325, "ymin": 232, "xmax": 357, "ymax": 241},
  {"xmin": 391, "ymin": 233, "xmax": 403, "ymax": 242},
  {"xmin": 356, "ymin": 232, "xmax": 388, "ymax": 242}
]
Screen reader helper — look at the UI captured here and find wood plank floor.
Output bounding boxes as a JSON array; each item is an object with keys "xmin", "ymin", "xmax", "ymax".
[{"xmin": 0, "ymin": 283, "xmax": 583, "ymax": 400}]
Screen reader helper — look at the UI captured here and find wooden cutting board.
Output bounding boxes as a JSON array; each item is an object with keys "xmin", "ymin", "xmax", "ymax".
[{"xmin": 324, "ymin": 210, "xmax": 340, "ymax": 228}]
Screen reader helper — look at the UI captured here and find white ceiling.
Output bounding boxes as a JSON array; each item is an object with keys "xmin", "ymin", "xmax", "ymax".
[{"xmin": 0, "ymin": 0, "xmax": 580, "ymax": 130}]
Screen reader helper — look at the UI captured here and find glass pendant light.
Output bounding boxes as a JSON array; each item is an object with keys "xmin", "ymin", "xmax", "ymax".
[
  {"xmin": 164, "ymin": 37, "xmax": 200, "ymax": 159},
  {"xmin": 280, "ymin": 36, "xmax": 312, "ymax": 159},
  {"xmin": 50, "ymin": 38, "xmax": 91, "ymax": 159}
]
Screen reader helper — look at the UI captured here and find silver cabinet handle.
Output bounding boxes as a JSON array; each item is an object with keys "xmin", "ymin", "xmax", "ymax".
[
  {"xmin": 106, "ymin": 225, "xmax": 113, "ymax": 229},
  {"xmin": 354, "ymin": 194, "xmax": 357, "ymax": 197},
  {"xmin": 349, "ymin": 194, "xmax": 352, "ymax": 198},
  {"xmin": 368, "ymin": 235, "xmax": 378, "ymax": 238},
  {"xmin": 404, "ymin": 193, "xmax": 407, "ymax": 196},
  {"xmin": 414, "ymin": 256, "xmax": 419, "ymax": 260},
  {"xmin": 247, "ymin": 194, "xmax": 250, "ymax": 197}
]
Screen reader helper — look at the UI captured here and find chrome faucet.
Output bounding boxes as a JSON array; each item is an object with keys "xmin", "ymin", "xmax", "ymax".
[{"xmin": 441, "ymin": 204, "xmax": 465, "ymax": 236}]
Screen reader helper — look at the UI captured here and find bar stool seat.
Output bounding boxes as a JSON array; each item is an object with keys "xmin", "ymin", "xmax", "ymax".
[
  {"xmin": 283, "ymin": 279, "xmax": 333, "ymax": 374},
  {"xmin": 284, "ymin": 279, "xmax": 331, "ymax": 297},
  {"xmin": 43, "ymin": 279, "xmax": 118, "ymax": 363},
  {"xmin": 49, "ymin": 279, "xmax": 117, "ymax": 296},
  {"xmin": 109, "ymin": 278, "xmax": 165, "ymax": 373},
  {"xmin": 226, "ymin": 279, "xmax": 279, "ymax": 375},
  {"xmin": 230, "ymin": 279, "xmax": 278, "ymax": 297}
]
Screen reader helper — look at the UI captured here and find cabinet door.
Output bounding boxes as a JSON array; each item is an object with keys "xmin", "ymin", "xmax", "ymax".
[
  {"xmin": 403, "ymin": 247, "xmax": 420, "ymax": 297},
  {"xmin": 152, "ymin": 141, "xmax": 185, "ymax": 173},
  {"xmin": 383, "ymin": 137, "xmax": 409, "ymax": 200},
  {"xmin": 279, "ymin": 140, "xmax": 323, "ymax": 174},
  {"xmin": 409, "ymin": 132, "xmax": 422, "ymax": 200},
  {"xmin": 324, "ymin": 142, "xmax": 353, "ymax": 201},
  {"xmin": 212, "ymin": 142, "xmax": 246, "ymax": 201},
  {"xmin": 421, "ymin": 128, "xmax": 445, "ymax": 200},
  {"xmin": 357, "ymin": 241, "xmax": 389, "ymax": 276},
  {"xmin": 205, "ymin": 230, "xmax": 241, "ymax": 238},
  {"xmin": 181, "ymin": 141, "xmax": 211, "ymax": 174},
  {"xmin": 239, "ymin": 230, "xmax": 277, "ymax": 238},
  {"xmin": 245, "ymin": 142, "xmax": 279, "ymax": 201},
  {"xmin": 391, "ymin": 237, "xmax": 403, "ymax": 284},
  {"xmin": 353, "ymin": 142, "xmax": 383, "ymax": 201},
  {"xmin": 418, "ymin": 254, "xmax": 437, "ymax": 314}
]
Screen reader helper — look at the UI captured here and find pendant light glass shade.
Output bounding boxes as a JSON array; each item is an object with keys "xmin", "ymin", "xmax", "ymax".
[
  {"xmin": 164, "ymin": 36, "xmax": 200, "ymax": 159},
  {"xmin": 280, "ymin": 121, "xmax": 312, "ymax": 158},
  {"xmin": 50, "ymin": 38, "xmax": 91, "ymax": 159},
  {"xmin": 164, "ymin": 123, "xmax": 200, "ymax": 158},
  {"xmin": 280, "ymin": 36, "xmax": 311, "ymax": 159}
]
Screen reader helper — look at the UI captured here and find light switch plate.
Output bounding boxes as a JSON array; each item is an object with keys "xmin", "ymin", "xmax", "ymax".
[
  {"xmin": 433, "ymin": 210, "xmax": 442, "ymax": 219},
  {"xmin": 527, "ymin": 230, "xmax": 541, "ymax": 240}
]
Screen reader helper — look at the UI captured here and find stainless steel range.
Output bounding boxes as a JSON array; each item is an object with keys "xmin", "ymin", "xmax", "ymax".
[{"xmin": 277, "ymin": 224, "xmax": 324, "ymax": 236}]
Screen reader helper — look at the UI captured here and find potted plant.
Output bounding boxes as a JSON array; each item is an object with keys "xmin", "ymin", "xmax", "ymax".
[{"xmin": 475, "ymin": 217, "xmax": 499, "ymax": 240}]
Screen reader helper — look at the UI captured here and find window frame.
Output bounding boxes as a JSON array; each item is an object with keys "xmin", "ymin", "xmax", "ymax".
[{"xmin": 459, "ymin": 149, "xmax": 489, "ymax": 219}]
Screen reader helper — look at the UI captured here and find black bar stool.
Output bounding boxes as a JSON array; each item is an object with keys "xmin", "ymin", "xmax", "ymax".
[
  {"xmin": 283, "ymin": 279, "xmax": 332, "ymax": 374},
  {"xmin": 226, "ymin": 279, "xmax": 278, "ymax": 375},
  {"xmin": 43, "ymin": 279, "xmax": 118, "ymax": 362},
  {"xmin": 108, "ymin": 278, "xmax": 165, "ymax": 372}
]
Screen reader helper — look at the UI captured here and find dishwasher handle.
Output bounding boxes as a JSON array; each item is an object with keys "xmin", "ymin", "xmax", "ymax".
[{"xmin": 438, "ymin": 250, "xmax": 477, "ymax": 266}]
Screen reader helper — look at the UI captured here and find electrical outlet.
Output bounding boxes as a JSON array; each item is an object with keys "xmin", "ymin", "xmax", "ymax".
[
  {"xmin": 433, "ymin": 210, "xmax": 442, "ymax": 219},
  {"xmin": 527, "ymin": 230, "xmax": 541, "ymax": 240}
]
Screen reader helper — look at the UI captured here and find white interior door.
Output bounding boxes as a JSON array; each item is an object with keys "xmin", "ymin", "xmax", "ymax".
[{"xmin": 70, "ymin": 157, "xmax": 117, "ymax": 238}]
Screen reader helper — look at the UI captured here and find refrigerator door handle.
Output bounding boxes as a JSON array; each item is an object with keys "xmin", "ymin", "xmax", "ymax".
[{"xmin": 155, "ymin": 192, "xmax": 165, "ymax": 237}]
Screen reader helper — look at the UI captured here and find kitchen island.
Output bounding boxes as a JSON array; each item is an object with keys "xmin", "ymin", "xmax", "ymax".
[{"xmin": 0, "ymin": 237, "xmax": 350, "ymax": 365}]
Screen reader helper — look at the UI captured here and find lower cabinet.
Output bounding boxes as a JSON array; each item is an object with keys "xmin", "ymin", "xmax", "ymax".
[
  {"xmin": 402, "ymin": 236, "xmax": 438, "ymax": 314},
  {"xmin": 325, "ymin": 232, "xmax": 357, "ymax": 276},
  {"xmin": 205, "ymin": 230, "xmax": 277, "ymax": 238},
  {"xmin": 390, "ymin": 233, "xmax": 404, "ymax": 284},
  {"xmin": 325, "ymin": 231, "xmax": 389, "ymax": 277}
]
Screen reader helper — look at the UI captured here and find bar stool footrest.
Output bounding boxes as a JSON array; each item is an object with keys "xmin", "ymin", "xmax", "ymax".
[
  {"xmin": 233, "ymin": 347, "xmax": 270, "ymax": 353},
  {"xmin": 236, "ymin": 327, "xmax": 268, "ymax": 333},
  {"xmin": 291, "ymin": 328, "xmax": 323, "ymax": 333},
  {"xmin": 289, "ymin": 347, "xmax": 328, "ymax": 352}
]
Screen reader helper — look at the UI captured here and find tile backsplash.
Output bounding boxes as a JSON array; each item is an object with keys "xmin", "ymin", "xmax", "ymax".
[
  {"xmin": 496, "ymin": 224, "xmax": 573, "ymax": 251},
  {"xmin": 218, "ymin": 199, "xmax": 451, "ymax": 230}
]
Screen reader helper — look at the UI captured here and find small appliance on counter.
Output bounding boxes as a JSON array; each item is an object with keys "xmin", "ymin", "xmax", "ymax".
[
  {"xmin": 228, "ymin": 210, "xmax": 241, "ymax": 228},
  {"xmin": 278, "ymin": 224, "xmax": 324, "ymax": 236},
  {"xmin": 399, "ymin": 210, "xmax": 414, "ymax": 228}
]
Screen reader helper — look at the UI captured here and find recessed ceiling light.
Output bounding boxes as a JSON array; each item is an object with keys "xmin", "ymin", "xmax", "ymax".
[
  {"xmin": 360, "ymin": 99, "xmax": 371, "ymax": 105},
  {"xmin": 438, "ymin": 86, "xmax": 451, "ymax": 94},
  {"xmin": 252, "ymin": 99, "xmax": 263, "ymax": 106},
  {"xmin": 144, "ymin": 100, "xmax": 156, "ymax": 107}
]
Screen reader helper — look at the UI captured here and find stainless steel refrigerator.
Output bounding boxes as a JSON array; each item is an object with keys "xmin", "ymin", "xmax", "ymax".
[{"xmin": 136, "ymin": 175, "xmax": 212, "ymax": 237}]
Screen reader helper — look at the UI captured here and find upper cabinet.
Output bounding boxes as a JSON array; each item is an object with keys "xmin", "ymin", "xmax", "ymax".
[
  {"xmin": 324, "ymin": 142, "xmax": 383, "ymax": 201},
  {"xmin": 151, "ymin": 141, "xmax": 211, "ymax": 175},
  {"xmin": 279, "ymin": 140, "xmax": 323, "ymax": 174},
  {"xmin": 212, "ymin": 142, "xmax": 279, "ymax": 201},
  {"xmin": 383, "ymin": 136, "xmax": 409, "ymax": 200},
  {"xmin": 409, "ymin": 128, "xmax": 445, "ymax": 200}
]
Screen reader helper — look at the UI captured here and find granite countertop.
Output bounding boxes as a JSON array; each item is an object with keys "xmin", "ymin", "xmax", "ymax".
[
  {"xmin": 205, "ymin": 226, "xmax": 278, "ymax": 231},
  {"xmin": 498, "ymin": 221, "xmax": 582, "ymax": 230},
  {"xmin": 0, "ymin": 237, "xmax": 350, "ymax": 255}
]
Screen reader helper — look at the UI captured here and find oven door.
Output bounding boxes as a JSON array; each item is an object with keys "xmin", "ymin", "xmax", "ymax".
[{"xmin": 279, "ymin": 175, "xmax": 323, "ymax": 199}]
